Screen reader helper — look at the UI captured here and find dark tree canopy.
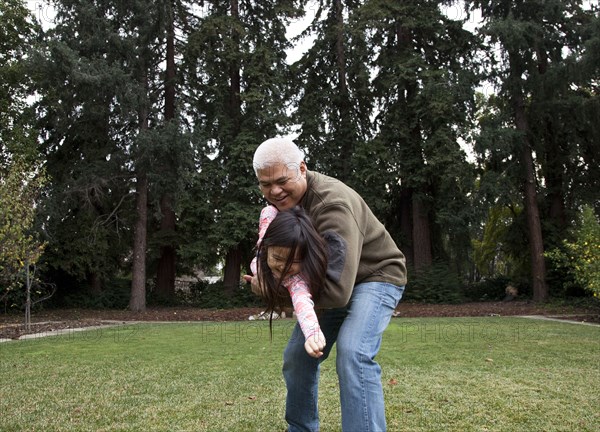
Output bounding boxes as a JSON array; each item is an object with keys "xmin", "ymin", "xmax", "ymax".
[{"xmin": 1, "ymin": 0, "xmax": 597, "ymax": 308}]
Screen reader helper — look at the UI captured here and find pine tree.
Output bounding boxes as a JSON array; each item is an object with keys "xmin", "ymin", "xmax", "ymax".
[
  {"xmin": 1, "ymin": 0, "xmax": 41, "ymax": 167},
  {"xmin": 181, "ymin": 0, "xmax": 299, "ymax": 294},
  {"xmin": 154, "ymin": 0, "xmax": 186, "ymax": 302},
  {"xmin": 291, "ymin": 0, "xmax": 373, "ymax": 187},
  {"xmin": 33, "ymin": 0, "xmax": 169, "ymax": 310},
  {"xmin": 34, "ymin": 0, "xmax": 135, "ymax": 296},
  {"xmin": 356, "ymin": 0, "xmax": 479, "ymax": 273},
  {"xmin": 467, "ymin": 0, "xmax": 599, "ymax": 301}
]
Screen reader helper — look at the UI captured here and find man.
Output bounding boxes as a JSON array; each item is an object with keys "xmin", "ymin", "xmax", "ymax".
[{"xmin": 246, "ymin": 137, "xmax": 407, "ymax": 432}]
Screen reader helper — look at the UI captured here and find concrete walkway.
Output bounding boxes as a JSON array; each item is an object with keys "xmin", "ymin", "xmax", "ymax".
[
  {"xmin": 2, "ymin": 314, "xmax": 598, "ymax": 344},
  {"xmin": 518, "ymin": 315, "xmax": 600, "ymax": 327},
  {"xmin": 0, "ymin": 320, "xmax": 132, "ymax": 343}
]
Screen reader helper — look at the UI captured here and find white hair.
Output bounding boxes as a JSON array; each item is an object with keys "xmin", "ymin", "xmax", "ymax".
[{"xmin": 253, "ymin": 137, "xmax": 305, "ymax": 174}]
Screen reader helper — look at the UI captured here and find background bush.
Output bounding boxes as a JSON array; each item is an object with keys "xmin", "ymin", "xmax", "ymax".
[
  {"xmin": 170, "ymin": 280, "xmax": 262, "ymax": 309},
  {"xmin": 61, "ymin": 277, "xmax": 132, "ymax": 309},
  {"xmin": 402, "ymin": 262, "xmax": 463, "ymax": 304}
]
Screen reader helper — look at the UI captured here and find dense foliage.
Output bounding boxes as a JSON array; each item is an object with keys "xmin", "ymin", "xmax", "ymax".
[
  {"xmin": 0, "ymin": 0, "xmax": 47, "ymax": 306},
  {"xmin": 0, "ymin": 157, "xmax": 47, "ymax": 302},
  {"xmin": 1, "ymin": 0, "xmax": 598, "ymax": 310},
  {"xmin": 546, "ymin": 206, "xmax": 600, "ymax": 298}
]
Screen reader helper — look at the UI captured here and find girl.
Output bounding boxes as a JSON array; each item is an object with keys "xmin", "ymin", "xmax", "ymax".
[{"xmin": 248, "ymin": 206, "xmax": 328, "ymax": 358}]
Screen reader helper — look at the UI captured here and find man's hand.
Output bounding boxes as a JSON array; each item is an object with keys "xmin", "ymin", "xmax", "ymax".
[{"xmin": 304, "ymin": 330, "xmax": 326, "ymax": 358}]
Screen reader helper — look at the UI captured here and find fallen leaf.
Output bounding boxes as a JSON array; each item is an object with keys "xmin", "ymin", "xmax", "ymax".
[
  {"xmin": 388, "ymin": 378, "xmax": 398, "ymax": 385},
  {"xmin": 248, "ymin": 395, "xmax": 257, "ymax": 400},
  {"xmin": 485, "ymin": 358, "xmax": 494, "ymax": 363}
]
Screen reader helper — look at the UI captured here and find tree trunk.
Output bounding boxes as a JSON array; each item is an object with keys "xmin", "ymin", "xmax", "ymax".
[
  {"xmin": 130, "ymin": 172, "xmax": 148, "ymax": 312},
  {"xmin": 155, "ymin": 0, "xmax": 177, "ymax": 300},
  {"xmin": 223, "ymin": 244, "xmax": 241, "ymax": 296},
  {"xmin": 155, "ymin": 195, "xmax": 176, "ymax": 299},
  {"xmin": 412, "ymin": 193, "xmax": 432, "ymax": 271},
  {"xmin": 508, "ymin": 45, "xmax": 548, "ymax": 302},
  {"xmin": 88, "ymin": 272, "xmax": 102, "ymax": 296},
  {"xmin": 399, "ymin": 188, "xmax": 414, "ymax": 268},
  {"xmin": 514, "ymin": 92, "xmax": 548, "ymax": 302},
  {"xmin": 229, "ymin": 0, "xmax": 241, "ymax": 112},
  {"xmin": 129, "ymin": 68, "xmax": 150, "ymax": 313},
  {"xmin": 219, "ymin": 0, "xmax": 243, "ymax": 296},
  {"xmin": 164, "ymin": 1, "xmax": 176, "ymax": 121},
  {"xmin": 397, "ymin": 21, "xmax": 433, "ymax": 271},
  {"xmin": 334, "ymin": 0, "xmax": 353, "ymax": 181},
  {"xmin": 25, "ymin": 261, "xmax": 31, "ymax": 331},
  {"xmin": 536, "ymin": 43, "xmax": 567, "ymax": 236}
]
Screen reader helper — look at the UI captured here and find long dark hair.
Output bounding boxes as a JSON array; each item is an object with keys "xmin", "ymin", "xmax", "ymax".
[{"xmin": 256, "ymin": 206, "xmax": 328, "ymax": 315}]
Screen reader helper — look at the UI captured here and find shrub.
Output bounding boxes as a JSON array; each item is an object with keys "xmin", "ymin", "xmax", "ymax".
[
  {"xmin": 403, "ymin": 262, "xmax": 463, "ymax": 304},
  {"xmin": 463, "ymin": 276, "xmax": 511, "ymax": 301},
  {"xmin": 545, "ymin": 206, "xmax": 600, "ymax": 298},
  {"xmin": 61, "ymin": 277, "xmax": 131, "ymax": 309},
  {"xmin": 177, "ymin": 280, "xmax": 262, "ymax": 309}
]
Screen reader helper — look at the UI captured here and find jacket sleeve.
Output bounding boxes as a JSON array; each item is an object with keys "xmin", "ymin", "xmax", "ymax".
[{"xmin": 312, "ymin": 203, "xmax": 363, "ymax": 308}]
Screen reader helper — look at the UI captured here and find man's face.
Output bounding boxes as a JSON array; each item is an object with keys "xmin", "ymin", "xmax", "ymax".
[{"xmin": 256, "ymin": 162, "xmax": 307, "ymax": 211}]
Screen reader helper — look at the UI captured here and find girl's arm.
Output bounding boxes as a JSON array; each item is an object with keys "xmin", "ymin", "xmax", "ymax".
[
  {"xmin": 250, "ymin": 205, "xmax": 279, "ymax": 275},
  {"xmin": 284, "ymin": 275, "xmax": 326, "ymax": 357}
]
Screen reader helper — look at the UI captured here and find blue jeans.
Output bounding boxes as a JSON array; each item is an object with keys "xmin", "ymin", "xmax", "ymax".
[{"xmin": 283, "ymin": 282, "xmax": 405, "ymax": 432}]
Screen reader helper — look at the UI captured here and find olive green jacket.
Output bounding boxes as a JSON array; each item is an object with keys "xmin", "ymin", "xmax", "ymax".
[{"xmin": 301, "ymin": 171, "xmax": 407, "ymax": 308}]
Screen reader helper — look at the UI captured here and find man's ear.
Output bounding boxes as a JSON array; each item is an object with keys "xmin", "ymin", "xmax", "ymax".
[{"xmin": 299, "ymin": 161, "xmax": 307, "ymax": 176}]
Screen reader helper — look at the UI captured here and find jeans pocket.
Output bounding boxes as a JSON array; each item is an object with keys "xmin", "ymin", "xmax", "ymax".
[{"xmin": 380, "ymin": 283, "xmax": 404, "ymax": 309}]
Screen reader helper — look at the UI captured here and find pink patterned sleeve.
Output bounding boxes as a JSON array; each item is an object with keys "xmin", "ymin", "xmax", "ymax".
[
  {"xmin": 250, "ymin": 205, "xmax": 279, "ymax": 275},
  {"xmin": 284, "ymin": 274, "xmax": 321, "ymax": 340}
]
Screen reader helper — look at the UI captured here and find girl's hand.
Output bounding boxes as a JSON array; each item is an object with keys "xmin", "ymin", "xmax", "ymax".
[
  {"xmin": 304, "ymin": 330, "xmax": 326, "ymax": 358},
  {"xmin": 243, "ymin": 274, "xmax": 266, "ymax": 297}
]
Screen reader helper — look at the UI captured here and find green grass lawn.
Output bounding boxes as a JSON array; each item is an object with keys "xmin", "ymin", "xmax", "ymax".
[{"xmin": 1, "ymin": 317, "xmax": 598, "ymax": 431}]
